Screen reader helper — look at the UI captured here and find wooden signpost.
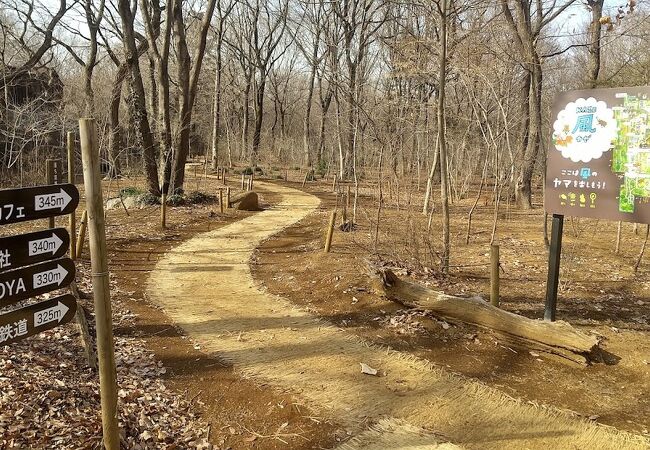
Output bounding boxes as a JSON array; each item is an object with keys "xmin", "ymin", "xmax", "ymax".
[
  {"xmin": 0, "ymin": 294, "xmax": 77, "ymax": 346},
  {"xmin": 0, "ymin": 258, "xmax": 75, "ymax": 307},
  {"xmin": 0, "ymin": 228, "xmax": 70, "ymax": 271},
  {"xmin": 0, "ymin": 184, "xmax": 79, "ymax": 225}
]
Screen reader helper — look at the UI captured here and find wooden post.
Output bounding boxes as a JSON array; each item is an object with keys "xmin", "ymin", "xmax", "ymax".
[
  {"xmin": 67, "ymin": 132, "xmax": 77, "ymax": 260},
  {"xmin": 324, "ymin": 210, "xmax": 337, "ymax": 253},
  {"xmin": 544, "ymin": 214, "xmax": 564, "ymax": 322},
  {"xmin": 46, "ymin": 159, "xmax": 55, "ymax": 228},
  {"xmin": 161, "ymin": 193, "xmax": 167, "ymax": 229},
  {"xmin": 490, "ymin": 244, "xmax": 500, "ymax": 307},
  {"xmin": 222, "ymin": 168, "xmax": 227, "ymax": 185},
  {"xmin": 219, "ymin": 189, "xmax": 224, "ymax": 213},
  {"xmin": 241, "ymin": 174, "xmax": 245, "ymax": 190},
  {"xmin": 76, "ymin": 210, "xmax": 88, "ymax": 259},
  {"xmin": 332, "ymin": 174, "xmax": 337, "ymax": 193},
  {"xmin": 250, "ymin": 172, "xmax": 254, "ymax": 190},
  {"xmin": 78, "ymin": 118, "xmax": 120, "ymax": 450},
  {"xmin": 226, "ymin": 187, "xmax": 231, "ymax": 208}
]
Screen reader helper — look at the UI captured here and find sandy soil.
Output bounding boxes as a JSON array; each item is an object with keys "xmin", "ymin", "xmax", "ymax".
[{"xmin": 147, "ymin": 179, "xmax": 649, "ymax": 449}]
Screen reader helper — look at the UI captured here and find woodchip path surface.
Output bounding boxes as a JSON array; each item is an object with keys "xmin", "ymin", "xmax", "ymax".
[{"xmin": 147, "ymin": 181, "xmax": 649, "ymax": 450}]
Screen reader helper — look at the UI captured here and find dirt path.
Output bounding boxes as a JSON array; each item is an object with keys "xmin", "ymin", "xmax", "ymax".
[{"xmin": 147, "ymin": 181, "xmax": 648, "ymax": 450}]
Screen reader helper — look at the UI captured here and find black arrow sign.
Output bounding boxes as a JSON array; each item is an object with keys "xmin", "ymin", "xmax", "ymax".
[
  {"xmin": 0, "ymin": 184, "xmax": 79, "ymax": 226},
  {"xmin": 0, "ymin": 228, "xmax": 70, "ymax": 273},
  {"xmin": 0, "ymin": 294, "xmax": 77, "ymax": 346},
  {"xmin": 0, "ymin": 258, "xmax": 75, "ymax": 308}
]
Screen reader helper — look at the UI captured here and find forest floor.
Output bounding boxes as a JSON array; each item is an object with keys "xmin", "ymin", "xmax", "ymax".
[
  {"xmin": 144, "ymin": 175, "xmax": 647, "ymax": 448},
  {"xmin": 2, "ymin": 169, "xmax": 649, "ymax": 449},
  {"xmin": 252, "ymin": 176, "xmax": 650, "ymax": 439}
]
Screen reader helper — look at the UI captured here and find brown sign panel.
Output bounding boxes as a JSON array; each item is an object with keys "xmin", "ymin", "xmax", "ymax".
[
  {"xmin": 0, "ymin": 184, "xmax": 79, "ymax": 226},
  {"xmin": 0, "ymin": 228, "xmax": 70, "ymax": 273},
  {"xmin": 546, "ymin": 86, "xmax": 650, "ymax": 223},
  {"xmin": 0, "ymin": 257, "xmax": 75, "ymax": 308},
  {"xmin": 0, "ymin": 294, "xmax": 77, "ymax": 345}
]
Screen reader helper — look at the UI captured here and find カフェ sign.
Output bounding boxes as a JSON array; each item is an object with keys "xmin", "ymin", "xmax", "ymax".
[{"xmin": 546, "ymin": 86, "xmax": 650, "ymax": 223}]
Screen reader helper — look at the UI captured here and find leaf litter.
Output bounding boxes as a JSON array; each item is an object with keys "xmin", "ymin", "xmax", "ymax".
[{"xmin": 0, "ymin": 263, "xmax": 211, "ymax": 449}]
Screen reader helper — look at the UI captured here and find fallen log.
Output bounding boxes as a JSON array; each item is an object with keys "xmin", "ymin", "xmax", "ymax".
[
  {"xmin": 229, "ymin": 191, "xmax": 259, "ymax": 211},
  {"xmin": 373, "ymin": 269, "xmax": 600, "ymax": 364}
]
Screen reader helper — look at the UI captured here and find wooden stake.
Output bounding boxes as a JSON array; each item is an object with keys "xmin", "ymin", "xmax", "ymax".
[
  {"xmin": 161, "ymin": 193, "xmax": 167, "ymax": 229},
  {"xmin": 46, "ymin": 159, "xmax": 55, "ymax": 228},
  {"xmin": 490, "ymin": 244, "xmax": 500, "ymax": 307},
  {"xmin": 332, "ymin": 174, "xmax": 337, "ymax": 192},
  {"xmin": 226, "ymin": 187, "xmax": 231, "ymax": 208},
  {"xmin": 250, "ymin": 172, "xmax": 254, "ymax": 190},
  {"xmin": 67, "ymin": 132, "xmax": 77, "ymax": 260},
  {"xmin": 324, "ymin": 210, "xmax": 337, "ymax": 253},
  {"xmin": 241, "ymin": 174, "xmax": 245, "ymax": 190},
  {"xmin": 219, "ymin": 189, "xmax": 224, "ymax": 213},
  {"xmin": 79, "ymin": 118, "xmax": 120, "ymax": 450},
  {"xmin": 75, "ymin": 210, "xmax": 88, "ymax": 260}
]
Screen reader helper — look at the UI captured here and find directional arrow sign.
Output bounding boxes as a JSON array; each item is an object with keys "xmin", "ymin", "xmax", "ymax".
[
  {"xmin": 0, "ymin": 294, "xmax": 77, "ymax": 346},
  {"xmin": 0, "ymin": 228, "xmax": 70, "ymax": 273},
  {"xmin": 0, "ymin": 258, "xmax": 75, "ymax": 308},
  {"xmin": 0, "ymin": 184, "xmax": 79, "ymax": 225}
]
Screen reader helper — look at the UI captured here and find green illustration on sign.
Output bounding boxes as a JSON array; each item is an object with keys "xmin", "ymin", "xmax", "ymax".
[{"xmin": 612, "ymin": 94, "xmax": 650, "ymax": 213}]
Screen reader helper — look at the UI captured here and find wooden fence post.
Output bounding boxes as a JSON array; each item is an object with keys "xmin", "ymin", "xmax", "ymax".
[
  {"xmin": 490, "ymin": 244, "xmax": 500, "ymax": 307},
  {"xmin": 67, "ymin": 133, "xmax": 77, "ymax": 260},
  {"xmin": 241, "ymin": 174, "xmax": 245, "ymax": 190},
  {"xmin": 79, "ymin": 118, "xmax": 120, "ymax": 450},
  {"xmin": 324, "ymin": 210, "xmax": 337, "ymax": 253},
  {"xmin": 161, "ymin": 193, "xmax": 167, "ymax": 229},
  {"xmin": 226, "ymin": 187, "xmax": 231, "ymax": 208},
  {"xmin": 219, "ymin": 189, "xmax": 224, "ymax": 213},
  {"xmin": 75, "ymin": 210, "xmax": 88, "ymax": 259}
]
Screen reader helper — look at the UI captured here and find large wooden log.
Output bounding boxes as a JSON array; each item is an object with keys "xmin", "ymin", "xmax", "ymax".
[{"xmin": 374, "ymin": 269, "xmax": 600, "ymax": 364}]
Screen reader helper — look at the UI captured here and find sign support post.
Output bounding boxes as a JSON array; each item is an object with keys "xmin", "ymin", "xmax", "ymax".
[
  {"xmin": 79, "ymin": 118, "xmax": 120, "ymax": 450},
  {"xmin": 67, "ymin": 132, "xmax": 77, "ymax": 261},
  {"xmin": 544, "ymin": 214, "xmax": 564, "ymax": 322}
]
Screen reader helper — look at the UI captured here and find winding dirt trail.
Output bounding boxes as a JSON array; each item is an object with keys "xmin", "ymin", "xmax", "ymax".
[{"xmin": 147, "ymin": 181, "xmax": 648, "ymax": 450}]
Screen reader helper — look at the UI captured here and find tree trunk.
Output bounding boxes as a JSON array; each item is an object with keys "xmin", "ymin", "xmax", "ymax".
[
  {"xmin": 586, "ymin": 0, "xmax": 604, "ymax": 88},
  {"xmin": 437, "ymin": 0, "xmax": 450, "ymax": 274},
  {"xmin": 117, "ymin": 0, "xmax": 160, "ymax": 195},
  {"xmin": 374, "ymin": 269, "xmax": 600, "ymax": 364}
]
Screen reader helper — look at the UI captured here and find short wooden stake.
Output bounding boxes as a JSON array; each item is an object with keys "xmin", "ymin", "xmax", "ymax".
[
  {"xmin": 79, "ymin": 118, "xmax": 120, "ymax": 450},
  {"xmin": 490, "ymin": 244, "xmax": 500, "ymax": 307},
  {"xmin": 241, "ymin": 174, "xmax": 245, "ymax": 190},
  {"xmin": 161, "ymin": 193, "xmax": 167, "ymax": 229},
  {"xmin": 222, "ymin": 169, "xmax": 227, "ymax": 185},
  {"xmin": 324, "ymin": 210, "xmax": 337, "ymax": 253},
  {"xmin": 67, "ymin": 132, "xmax": 77, "ymax": 260},
  {"xmin": 75, "ymin": 210, "xmax": 88, "ymax": 259},
  {"xmin": 219, "ymin": 189, "xmax": 224, "ymax": 213},
  {"xmin": 226, "ymin": 187, "xmax": 231, "ymax": 208}
]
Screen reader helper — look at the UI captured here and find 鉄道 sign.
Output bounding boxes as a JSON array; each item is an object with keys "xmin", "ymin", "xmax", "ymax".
[
  {"xmin": 0, "ymin": 184, "xmax": 79, "ymax": 225},
  {"xmin": 0, "ymin": 294, "xmax": 77, "ymax": 346}
]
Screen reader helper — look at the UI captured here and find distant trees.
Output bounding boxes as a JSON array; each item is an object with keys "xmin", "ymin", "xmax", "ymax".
[{"xmin": 2, "ymin": 0, "xmax": 650, "ymax": 210}]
